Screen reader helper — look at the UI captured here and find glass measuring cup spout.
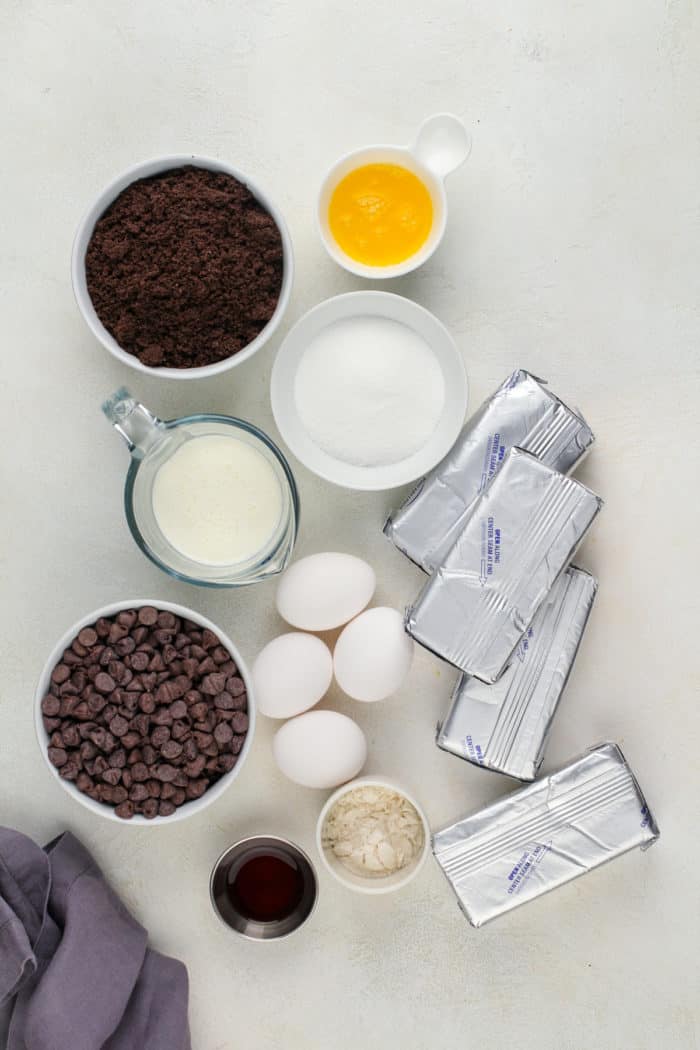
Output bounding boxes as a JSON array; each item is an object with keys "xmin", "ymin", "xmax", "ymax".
[
  {"xmin": 102, "ymin": 388, "xmax": 299, "ymax": 588},
  {"xmin": 102, "ymin": 387, "xmax": 167, "ymax": 459}
]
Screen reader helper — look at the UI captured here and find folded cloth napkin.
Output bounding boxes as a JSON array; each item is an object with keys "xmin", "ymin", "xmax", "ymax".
[{"xmin": 0, "ymin": 827, "xmax": 191, "ymax": 1050}]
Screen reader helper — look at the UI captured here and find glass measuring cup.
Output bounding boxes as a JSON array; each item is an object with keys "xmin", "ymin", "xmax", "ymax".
[{"xmin": 103, "ymin": 388, "xmax": 299, "ymax": 587}]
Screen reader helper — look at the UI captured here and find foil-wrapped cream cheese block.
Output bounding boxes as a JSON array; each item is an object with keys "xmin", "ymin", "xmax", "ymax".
[
  {"xmin": 432, "ymin": 743, "xmax": 659, "ymax": 927},
  {"xmin": 437, "ymin": 566, "xmax": 598, "ymax": 780},
  {"xmin": 384, "ymin": 369, "xmax": 594, "ymax": 573},
  {"xmin": 405, "ymin": 448, "xmax": 603, "ymax": 683}
]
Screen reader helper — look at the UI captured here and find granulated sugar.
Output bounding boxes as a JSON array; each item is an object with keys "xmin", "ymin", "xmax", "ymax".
[{"xmin": 294, "ymin": 316, "xmax": 445, "ymax": 467}]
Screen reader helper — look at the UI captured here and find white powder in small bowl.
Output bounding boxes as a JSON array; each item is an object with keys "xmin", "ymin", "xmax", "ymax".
[
  {"xmin": 322, "ymin": 784, "xmax": 425, "ymax": 878},
  {"xmin": 294, "ymin": 316, "xmax": 445, "ymax": 468}
]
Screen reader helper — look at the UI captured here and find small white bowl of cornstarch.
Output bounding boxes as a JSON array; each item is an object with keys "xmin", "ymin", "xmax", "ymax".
[{"xmin": 316, "ymin": 776, "xmax": 430, "ymax": 894}]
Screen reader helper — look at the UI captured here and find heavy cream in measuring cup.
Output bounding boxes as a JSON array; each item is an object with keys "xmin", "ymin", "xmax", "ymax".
[{"xmin": 152, "ymin": 434, "xmax": 283, "ymax": 566}]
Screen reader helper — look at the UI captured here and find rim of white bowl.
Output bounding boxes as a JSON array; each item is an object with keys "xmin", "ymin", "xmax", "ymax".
[
  {"xmin": 315, "ymin": 775, "xmax": 431, "ymax": 894},
  {"xmin": 34, "ymin": 599, "xmax": 256, "ymax": 826},
  {"xmin": 270, "ymin": 290, "xmax": 468, "ymax": 491},
  {"xmin": 315, "ymin": 144, "xmax": 447, "ymax": 279},
  {"xmin": 71, "ymin": 154, "xmax": 294, "ymax": 380}
]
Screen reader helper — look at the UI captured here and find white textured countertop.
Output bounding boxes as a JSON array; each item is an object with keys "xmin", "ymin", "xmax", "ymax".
[{"xmin": 2, "ymin": 2, "xmax": 699, "ymax": 1048}]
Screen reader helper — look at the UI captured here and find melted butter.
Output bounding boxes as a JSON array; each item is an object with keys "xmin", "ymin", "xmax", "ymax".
[{"xmin": 328, "ymin": 163, "xmax": 433, "ymax": 267}]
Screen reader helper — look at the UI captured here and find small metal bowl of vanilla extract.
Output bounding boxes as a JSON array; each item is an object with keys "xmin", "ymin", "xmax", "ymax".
[{"xmin": 210, "ymin": 836, "xmax": 318, "ymax": 940}]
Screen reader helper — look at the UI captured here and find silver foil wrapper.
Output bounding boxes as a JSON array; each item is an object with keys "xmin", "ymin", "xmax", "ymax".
[
  {"xmin": 437, "ymin": 566, "xmax": 598, "ymax": 780},
  {"xmin": 384, "ymin": 369, "xmax": 595, "ymax": 573},
  {"xmin": 405, "ymin": 447, "xmax": 603, "ymax": 683},
  {"xmin": 433, "ymin": 742, "xmax": 659, "ymax": 927}
]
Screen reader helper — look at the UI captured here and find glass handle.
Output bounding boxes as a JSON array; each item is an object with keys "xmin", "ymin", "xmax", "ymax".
[{"xmin": 102, "ymin": 387, "xmax": 166, "ymax": 460}]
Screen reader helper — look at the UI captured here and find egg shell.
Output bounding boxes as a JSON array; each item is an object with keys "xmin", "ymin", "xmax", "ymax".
[
  {"xmin": 276, "ymin": 551, "xmax": 376, "ymax": 631},
  {"xmin": 334, "ymin": 607, "xmax": 414, "ymax": 702},
  {"xmin": 272, "ymin": 710, "xmax": 367, "ymax": 789},
  {"xmin": 253, "ymin": 633, "xmax": 333, "ymax": 719}
]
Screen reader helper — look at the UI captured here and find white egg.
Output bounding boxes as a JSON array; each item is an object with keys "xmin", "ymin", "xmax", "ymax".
[
  {"xmin": 253, "ymin": 633, "xmax": 333, "ymax": 719},
  {"xmin": 276, "ymin": 551, "xmax": 376, "ymax": 631},
  {"xmin": 334, "ymin": 607, "xmax": 414, "ymax": 702},
  {"xmin": 272, "ymin": 710, "xmax": 367, "ymax": 788}
]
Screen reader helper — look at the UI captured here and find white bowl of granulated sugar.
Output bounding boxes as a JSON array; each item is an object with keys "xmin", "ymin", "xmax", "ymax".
[
  {"xmin": 315, "ymin": 775, "xmax": 430, "ymax": 894},
  {"xmin": 270, "ymin": 291, "xmax": 468, "ymax": 491}
]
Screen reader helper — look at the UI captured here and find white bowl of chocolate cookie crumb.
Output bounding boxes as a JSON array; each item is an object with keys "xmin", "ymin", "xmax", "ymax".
[
  {"xmin": 316, "ymin": 775, "xmax": 430, "ymax": 894},
  {"xmin": 34, "ymin": 599, "xmax": 256, "ymax": 825}
]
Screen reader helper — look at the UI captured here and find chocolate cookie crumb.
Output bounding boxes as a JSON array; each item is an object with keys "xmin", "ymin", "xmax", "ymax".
[{"xmin": 85, "ymin": 166, "xmax": 284, "ymax": 369}]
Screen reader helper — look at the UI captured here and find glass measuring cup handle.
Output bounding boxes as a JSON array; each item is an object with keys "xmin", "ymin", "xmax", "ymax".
[{"xmin": 102, "ymin": 388, "xmax": 167, "ymax": 460}]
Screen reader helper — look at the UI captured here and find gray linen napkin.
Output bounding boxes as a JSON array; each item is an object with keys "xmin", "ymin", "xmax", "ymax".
[{"xmin": 0, "ymin": 828, "xmax": 191, "ymax": 1050}]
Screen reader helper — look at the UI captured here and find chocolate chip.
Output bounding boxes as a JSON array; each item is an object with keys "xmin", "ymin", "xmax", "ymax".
[
  {"xmin": 169, "ymin": 700, "xmax": 187, "ymax": 719},
  {"xmin": 51, "ymin": 664, "xmax": 70, "ymax": 685},
  {"xmin": 60, "ymin": 760, "xmax": 81, "ymax": 781},
  {"xmin": 78, "ymin": 627, "xmax": 98, "ymax": 647},
  {"xmin": 171, "ymin": 720, "xmax": 190, "ymax": 741},
  {"xmin": 184, "ymin": 755, "xmax": 206, "ymax": 778},
  {"xmin": 62, "ymin": 725, "xmax": 80, "ymax": 748},
  {"xmin": 94, "ymin": 672, "xmax": 116, "ymax": 694},
  {"xmin": 226, "ymin": 676, "xmax": 246, "ymax": 697},
  {"xmin": 159, "ymin": 800, "xmax": 176, "ymax": 817},
  {"xmin": 138, "ymin": 606, "xmax": 158, "ymax": 626},
  {"xmin": 108, "ymin": 623, "xmax": 128, "ymax": 644},
  {"xmin": 231, "ymin": 712, "xmax": 249, "ymax": 734},
  {"xmin": 201, "ymin": 630, "xmax": 219, "ymax": 650},
  {"xmin": 155, "ymin": 764, "xmax": 178, "ymax": 783},
  {"xmin": 152, "ymin": 708, "xmax": 173, "ymax": 726},
  {"xmin": 109, "ymin": 715, "xmax": 129, "ymax": 738},
  {"xmin": 130, "ymin": 651, "xmax": 149, "ymax": 672},
  {"xmin": 41, "ymin": 695, "xmax": 61, "ymax": 716},
  {"xmin": 114, "ymin": 801, "xmax": 134, "ymax": 820},
  {"xmin": 138, "ymin": 692, "xmax": 156, "ymax": 715},
  {"xmin": 142, "ymin": 745, "xmax": 157, "ymax": 765},
  {"xmin": 151, "ymin": 726, "xmax": 171, "ymax": 748},
  {"xmin": 130, "ymin": 783, "xmax": 149, "ymax": 802},
  {"xmin": 109, "ymin": 748, "xmax": 127, "ymax": 769},
  {"xmin": 161, "ymin": 740, "xmax": 183, "ymax": 760},
  {"xmin": 101, "ymin": 768, "xmax": 122, "ymax": 786},
  {"xmin": 186, "ymin": 779, "xmax": 208, "ymax": 799},
  {"xmin": 132, "ymin": 762, "xmax": 149, "ymax": 782},
  {"xmin": 88, "ymin": 694, "xmax": 108, "ymax": 715},
  {"xmin": 214, "ymin": 723, "xmax": 233, "ymax": 747},
  {"xmin": 95, "ymin": 618, "xmax": 111, "ymax": 638},
  {"xmin": 48, "ymin": 747, "xmax": 67, "ymax": 767},
  {"xmin": 93, "ymin": 755, "xmax": 108, "ymax": 776}
]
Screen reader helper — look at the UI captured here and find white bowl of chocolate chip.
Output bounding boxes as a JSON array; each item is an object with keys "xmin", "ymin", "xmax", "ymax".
[{"xmin": 34, "ymin": 600, "xmax": 256, "ymax": 824}]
